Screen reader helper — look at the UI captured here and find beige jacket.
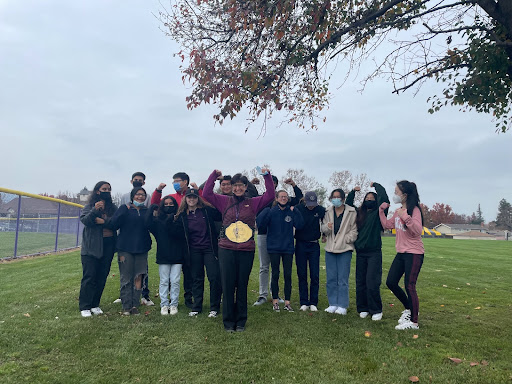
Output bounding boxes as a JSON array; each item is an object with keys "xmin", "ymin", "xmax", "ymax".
[{"xmin": 321, "ymin": 205, "xmax": 358, "ymax": 253}]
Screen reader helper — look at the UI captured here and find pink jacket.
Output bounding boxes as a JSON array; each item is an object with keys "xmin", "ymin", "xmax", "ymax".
[{"xmin": 379, "ymin": 206, "xmax": 424, "ymax": 254}]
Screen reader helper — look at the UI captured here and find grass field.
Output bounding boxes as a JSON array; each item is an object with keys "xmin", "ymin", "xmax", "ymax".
[
  {"xmin": 0, "ymin": 232, "xmax": 79, "ymax": 259},
  {"xmin": 0, "ymin": 238, "xmax": 511, "ymax": 383}
]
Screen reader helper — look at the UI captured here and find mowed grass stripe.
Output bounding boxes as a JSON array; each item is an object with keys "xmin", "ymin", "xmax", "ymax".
[{"xmin": 0, "ymin": 238, "xmax": 511, "ymax": 383}]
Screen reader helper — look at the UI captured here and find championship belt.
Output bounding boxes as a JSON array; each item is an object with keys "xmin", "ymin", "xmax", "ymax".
[{"xmin": 224, "ymin": 221, "xmax": 253, "ymax": 243}]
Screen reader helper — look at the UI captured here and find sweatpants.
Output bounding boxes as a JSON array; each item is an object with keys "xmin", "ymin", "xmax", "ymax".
[{"xmin": 386, "ymin": 252, "xmax": 424, "ymax": 323}]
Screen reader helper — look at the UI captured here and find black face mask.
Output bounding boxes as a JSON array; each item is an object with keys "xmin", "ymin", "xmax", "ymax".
[
  {"xmin": 99, "ymin": 191, "xmax": 112, "ymax": 202},
  {"xmin": 278, "ymin": 202, "xmax": 289, "ymax": 209},
  {"xmin": 162, "ymin": 206, "xmax": 176, "ymax": 215},
  {"xmin": 132, "ymin": 181, "xmax": 143, "ymax": 188},
  {"xmin": 363, "ymin": 200, "xmax": 377, "ymax": 210}
]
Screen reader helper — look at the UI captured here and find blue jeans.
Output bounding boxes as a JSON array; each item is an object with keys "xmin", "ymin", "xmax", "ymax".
[
  {"xmin": 295, "ymin": 241, "xmax": 320, "ymax": 306},
  {"xmin": 158, "ymin": 264, "xmax": 182, "ymax": 308},
  {"xmin": 325, "ymin": 251, "xmax": 352, "ymax": 308}
]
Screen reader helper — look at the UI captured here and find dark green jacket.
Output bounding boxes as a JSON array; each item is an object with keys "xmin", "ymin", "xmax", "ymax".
[{"xmin": 345, "ymin": 183, "xmax": 389, "ymax": 252}]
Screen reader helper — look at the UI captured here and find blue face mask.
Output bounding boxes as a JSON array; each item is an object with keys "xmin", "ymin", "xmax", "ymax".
[
  {"xmin": 331, "ymin": 198, "xmax": 343, "ymax": 207},
  {"xmin": 173, "ymin": 182, "xmax": 182, "ymax": 192},
  {"xmin": 132, "ymin": 200, "xmax": 145, "ymax": 207}
]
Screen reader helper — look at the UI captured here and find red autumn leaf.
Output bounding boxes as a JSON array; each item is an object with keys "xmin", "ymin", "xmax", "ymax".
[
  {"xmin": 409, "ymin": 376, "xmax": 420, "ymax": 382},
  {"xmin": 449, "ymin": 357, "xmax": 462, "ymax": 364},
  {"xmin": 470, "ymin": 362, "xmax": 479, "ymax": 366},
  {"xmin": 144, "ymin": 311, "xmax": 150, "ymax": 316},
  {"xmin": 412, "ymin": 334, "xmax": 419, "ymax": 339},
  {"xmin": 364, "ymin": 331, "xmax": 371, "ymax": 338}
]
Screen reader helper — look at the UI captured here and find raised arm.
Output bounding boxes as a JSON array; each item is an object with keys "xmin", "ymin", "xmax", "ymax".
[
  {"xmin": 251, "ymin": 172, "xmax": 276, "ymax": 213},
  {"xmin": 80, "ymin": 204, "xmax": 101, "ymax": 227},
  {"xmin": 372, "ymin": 182, "xmax": 389, "ymax": 216},
  {"xmin": 379, "ymin": 202, "xmax": 395, "ymax": 229},
  {"xmin": 203, "ymin": 170, "xmax": 229, "ymax": 212}
]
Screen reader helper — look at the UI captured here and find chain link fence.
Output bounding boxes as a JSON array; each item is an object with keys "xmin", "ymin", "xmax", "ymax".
[{"xmin": 0, "ymin": 188, "xmax": 84, "ymax": 259}]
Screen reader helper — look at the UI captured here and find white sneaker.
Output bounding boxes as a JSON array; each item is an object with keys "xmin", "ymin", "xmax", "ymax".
[
  {"xmin": 169, "ymin": 306, "xmax": 178, "ymax": 315},
  {"xmin": 398, "ymin": 309, "xmax": 411, "ymax": 324},
  {"xmin": 113, "ymin": 298, "xmax": 122, "ymax": 304},
  {"xmin": 208, "ymin": 311, "xmax": 218, "ymax": 318},
  {"xmin": 188, "ymin": 311, "xmax": 199, "ymax": 317},
  {"xmin": 141, "ymin": 297, "xmax": 155, "ymax": 306},
  {"xmin": 90, "ymin": 307, "xmax": 103, "ymax": 315},
  {"xmin": 80, "ymin": 310, "xmax": 92, "ymax": 318},
  {"xmin": 359, "ymin": 311, "xmax": 369, "ymax": 319},
  {"xmin": 335, "ymin": 307, "xmax": 347, "ymax": 315},
  {"xmin": 160, "ymin": 306, "xmax": 169, "ymax": 315},
  {"xmin": 300, "ymin": 305, "xmax": 309, "ymax": 311},
  {"xmin": 395, "ymin": 320, "xmax": 419, "ymax": 330},
  {"xmin": 310, "ymin": 305, "xmax": 318, "ymax": 312},
  {"xmin": 372, "ymin": 312, "xmax": 383, "ymax": 321},
  {"xmin": 324, "ymin": 306, "xmax": 337, "ymax": 313}
]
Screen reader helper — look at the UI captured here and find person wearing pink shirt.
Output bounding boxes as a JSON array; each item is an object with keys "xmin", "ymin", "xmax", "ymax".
[{"xmin": 379, "ymin": 180, "xmax": 424, "ymax": 330}]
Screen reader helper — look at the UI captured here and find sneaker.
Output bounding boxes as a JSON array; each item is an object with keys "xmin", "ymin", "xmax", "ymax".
[
  {"xmin": 372, "ymin": 313, "xmax": 383, "ymax": 321},
  {"xmin": 188, "ymin": 311, "xmax": 199, "ymax": 317},
  {"xmin": 113, "ymin": 298, "xmax": 122, "ymax": 304},
  {"xmin": 335, "ymin": 307, "xmax": 347, "ymax": 315},
  {"xmin": 324, "ymin": 306, "xmax": 337, "ymax": 313},
  {"xmin": 160, "ymin": 306, "xmax": 169, "ymax": 316},
  {"xmin": 91, "ymin": 307, "xmax": 103, "ymax": 315},
  {"xmin": 208, "ymin": 311, "xmax": 218, "ymax": 318},
  {"xmin": 284, "ymin": 304, "xmax": 294, "ymax": 312},
  {"xmin": 272, "ymin": 302, "xmax": 280, "ymax": 312},
  {"xmin": 141, "ymin": 297, "xmax": 155, "ymax": 306},
  {"xmin": 359, "ymin": 311, "xmax": 369, "ymax": 319},
  {"xmin": 80, "ymin": 310, "xmax": 92, "ymax": 318},
  {"xmin": 130, "ymin": 307, "xmax": 140, "ymax": 315},
  {"xmin": 225, "ymin": 327, "xmax": 236, "ymax": 333},
  {"xmin": 236, "ymin": 326, "xmax": 245, "ymax": 332},
  {"xmin": 310, "ymin": 305, "xmax": 318, "ymax": 312},
  {"xmin": 253, "ymin": 297, "xmax": 267, "ymax": 306},
  {"xmin": 122, "ymin": 310, "xmax": 131, "ymax": 316},
  {"xmin": 395, "ymin": 320, "xmax": 419, "ymax": 330},
  {"xmin": 300, "ymin": 305, "xmax": 309, "ymax": 311},
  {"xmin": 398, "ymin": 309, "xmax": 411, "ymax": 324},
  {"xmin": 169, "ymin": 306, "xmax": 178, "ymax": 315},
  {"xmin": 278, "ymin": 297, "xmax": 285, "ymax": 304}
]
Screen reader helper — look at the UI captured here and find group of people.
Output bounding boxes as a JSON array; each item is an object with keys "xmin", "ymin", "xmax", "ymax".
[{"xmin": 78, "ymin": 169, "xmax": 425, "ymax": 332}]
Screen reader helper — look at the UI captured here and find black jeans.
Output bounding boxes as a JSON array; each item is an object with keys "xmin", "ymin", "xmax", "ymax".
[
  {"xmin": 182, "ymin": 262, "xmax": 193, "ymax": 306},
  {"xmin": 270, "ymin": 253, "xmax": 293, "ymax": 301},
  {"xmin": 79, "ymin": 237, "xmax": 115, "ymax": 311},
  {"xmin": 386, "ymin": 253, "xmax": 424, "ymax": 323},
  {"xmin": 355, "ymin": 250, "xmax": 382, "ymax": 314},
  {"xmin": 295, "ymin": 241, "xmax": 320, "ymax": 306},
  {"xmin": 190, "ymin": 248, "xmax": 221, "ymax": 312},
  {"xmin": 218, "ymin": 248, "xmax": 254, "ymax": 330}
]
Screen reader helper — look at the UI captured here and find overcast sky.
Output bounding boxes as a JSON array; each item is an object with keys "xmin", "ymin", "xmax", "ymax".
[{"xmin": 1, "ymin": 0, "xmax": 510, "ymax": 222}]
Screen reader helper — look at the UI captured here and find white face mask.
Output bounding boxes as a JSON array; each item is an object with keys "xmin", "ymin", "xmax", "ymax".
[{"xmin": 392, "ymin": 194, "xmax": 403, "ymax": 204}]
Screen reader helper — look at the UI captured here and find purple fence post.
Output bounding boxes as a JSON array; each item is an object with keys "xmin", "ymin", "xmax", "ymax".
[
  {"xmin": 13, "ymin": 195, "xmax": 22, "ymax": 258},
  {"xmin": 75, "ymin": 208, "xmax": 81, "ymax": 247},
  {"xmin": 54, "ymin": 203, "xmax": 61, "ymax": 252}
]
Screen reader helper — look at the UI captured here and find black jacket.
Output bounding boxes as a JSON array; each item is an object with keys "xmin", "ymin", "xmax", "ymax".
[
  {"xmin": 294, "ymin": 203, "xmax": 326, "ymax": 242},
  {"xmin": 80, "ymin": 202, "xmax": 117, "ymax": 258},
  {"xmin": 109, "ymin": 204, "xmax": 152, "ymax": 254},
  {"xmin": 173, "ymin": 206, "xmax": 222, "ymax": 261},
  {"xmin": 257, "ymin": 185, "xmax": 303, "ymax": 234},
  {"xmin": 146, "ymin": 205, "xmax": 186, "ymax": 265}
]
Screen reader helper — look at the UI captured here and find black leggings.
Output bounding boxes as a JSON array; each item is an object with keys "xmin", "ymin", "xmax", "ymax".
[
  {"xmin": 386, "ymin": 253, "xmax": 424, "ymax": 323},
  {"xmin": 270, "ymin": 253, "xmax": 293, "ymax": 301}
]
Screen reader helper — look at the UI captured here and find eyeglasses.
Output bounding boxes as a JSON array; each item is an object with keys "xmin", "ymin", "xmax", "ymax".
[
  {"xmin": 232, "ymin": 183, "xmax": 245, "ymax": 188},
  {"xmin": 134, "ymin": 193, "xmax": 147, "ymax": 198}
]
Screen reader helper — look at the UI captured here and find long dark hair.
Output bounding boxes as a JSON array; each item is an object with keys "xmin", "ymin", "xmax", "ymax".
[
  {"xmin": 158, "ymin": 195, "xmax": 178, "ymax": 219},
  {"xmin": 329, "ymin": 188, "xmax": 346, "ymax": 200},
  {"xmin": 396, "ymin": 180, "xmax": 424, "ymax": 225},
  {"xmin": 88, "ymin": 181, "xmax": 116, "ymax": 215},
  {"xmin": 356, "ymin": 192, "xmax": 377, "ymax": 230}
]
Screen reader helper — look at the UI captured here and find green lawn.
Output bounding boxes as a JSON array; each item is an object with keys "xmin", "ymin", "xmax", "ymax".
[
  {"xmin": 0, "ymin": 238, "xmax": 511, "ymax": 383},
  {"xmin": 0, "ymin": 232, "xmax": 79, "ymax": 259}
]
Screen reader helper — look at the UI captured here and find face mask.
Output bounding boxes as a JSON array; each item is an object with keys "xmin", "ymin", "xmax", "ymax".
[
  {"xmin": 99, "ymin": 191, "xmax": 111, "ymax": 201},
  {"xmin": 163, "ymin": 206, "xmax": 176, "ymax": 215},
  {"xmin": 363, "ymin": 200, "xmax": 377, "ymax": 210},
  {"xmin": 132, "ymin": 181, "xmax": 143, "ymax": 188},
  {"xmin": 331, "ymin": 198, "xmax": 343, "ymax": 207},
  {"xmin": 173, "ymin": 182, "xmax": 182, "ymax": 192},
  {"xmin": 133, "ymin": 200, "xmax": 145, "ymax": 207},
  {"xmin": 392, "ymin": 194, "xmax": 403, "ymax": 204}
]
